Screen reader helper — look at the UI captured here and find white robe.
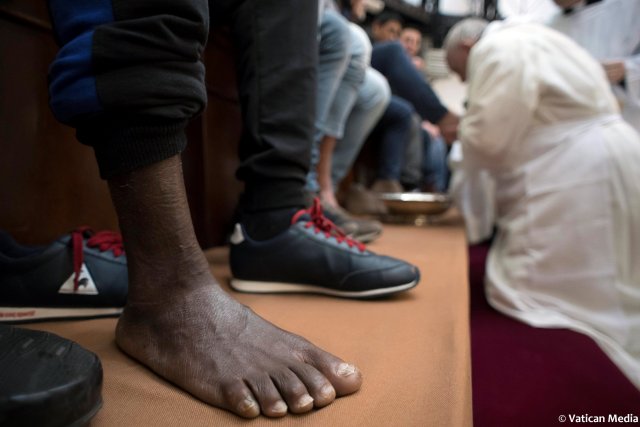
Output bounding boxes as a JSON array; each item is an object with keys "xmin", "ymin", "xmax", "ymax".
[
  {"xmin": 458, "ymin": 22, "xmax": 640, "ymax": 388},
  {"xmin": 548, "ymin": 0, "xmax": 640, "ymax": 133}
]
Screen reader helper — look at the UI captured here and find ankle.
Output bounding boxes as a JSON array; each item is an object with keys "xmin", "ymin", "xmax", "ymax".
[
  {"xmin": 125, "ymin": 252, "xmax": 214, "ymax": 304},
  {"xmin": 240, "ymin": 207, "xmax": 300, "ymax": 241},
  {"xmin": 319, "ymin": 191, "xmax": 339, "ymax": 208}
]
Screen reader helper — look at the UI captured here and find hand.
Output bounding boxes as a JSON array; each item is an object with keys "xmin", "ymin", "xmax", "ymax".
[
  {"xmin": 422, "ymin": 121, "xmax": 441, "ymax": 139},
  {"xmin": 436, "ymin": 111, "xmax": 459, "ymax": 145},
  {"xmin": 602, "ymin": 61, "xmax": 626, "ymax": 84},
  {"xmin": 412, "ymin": 56, "xmax": 426, "ymax": 71}
]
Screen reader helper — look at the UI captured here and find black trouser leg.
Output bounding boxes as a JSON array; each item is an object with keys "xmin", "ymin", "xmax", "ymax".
[
  {"xmin": 212, "ymin": 0, "xmax": 319, "ymax": 212},
  {"xmin": 48, "ymin": 0, "xmax": 210, "ymax": 178}
]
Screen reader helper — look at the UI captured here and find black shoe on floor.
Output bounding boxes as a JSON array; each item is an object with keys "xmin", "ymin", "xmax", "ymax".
[
  {"xmin": 0, "ymin": 325, "xmax": 103, "ymax": 427},
  {"xmin": 0, "ymin": 228, "xmax": 127, "ymax": 323},
  {"xmin": 229, "ymin": 198, "xmax": 420, "ymax": 298},
  {"xmin": 320, "ymin": 199, "xmax": 383, "ymax": 244}
]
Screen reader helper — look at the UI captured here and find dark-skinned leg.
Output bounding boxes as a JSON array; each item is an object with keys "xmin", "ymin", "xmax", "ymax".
[
  {"xmin": 110, "ymin": 155, "xmax": 362, "ymax": 418},
  {"xmin": 47, "ymin": 0, "xmax": 362, "ymax": 417}
]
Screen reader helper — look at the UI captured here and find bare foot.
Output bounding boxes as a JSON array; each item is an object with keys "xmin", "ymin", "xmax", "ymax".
[
  {"xmin": 116, "ymin": 272, "xmax": 362, "ymax": 418},
  {"xmin": 108, "ymin": 156, "xmax": 362, "ymax": 418}
]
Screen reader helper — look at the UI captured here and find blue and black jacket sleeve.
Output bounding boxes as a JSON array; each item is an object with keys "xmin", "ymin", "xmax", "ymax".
[{"xmin": 48, "ymin": 0, "xmax": 209, "ymax": 179}]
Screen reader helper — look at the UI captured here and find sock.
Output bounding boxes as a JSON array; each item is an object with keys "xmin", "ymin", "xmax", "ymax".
[{"xmin": 241, "ymin": 206, "xmax": 303, "ymax": 241}]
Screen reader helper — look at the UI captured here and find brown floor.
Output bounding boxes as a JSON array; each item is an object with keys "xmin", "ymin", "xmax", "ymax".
[{"xmin": 25, "ymin": 217, "xmax": 471, "ymax": 426}]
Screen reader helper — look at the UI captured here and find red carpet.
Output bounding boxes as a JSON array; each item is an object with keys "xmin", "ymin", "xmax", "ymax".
[{"xmin": 469, "ymin": 243, "xmax": 640, "ymax": 426}]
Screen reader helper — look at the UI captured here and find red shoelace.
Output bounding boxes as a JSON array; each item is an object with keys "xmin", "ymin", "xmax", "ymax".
[
  {"xmin": 292, "ymin": 198, "xmax": 366, "ymax": 252},
  {"xmin": 71, "ymin": 227, "xmax": 124, "ymax": 291}
]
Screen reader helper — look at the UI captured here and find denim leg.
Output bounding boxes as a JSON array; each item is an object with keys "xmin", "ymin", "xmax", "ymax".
[
  {"xmin": 314, "ymin": 10, "xmax": 351, "ymax": 141},
  {"xmin": 321, "ymin": 24, "xmax": 370, "ymax": 139},
  {"xmin": 422, "ymin": 131, "xmax": 450, "ymax": 192},
  {"xmin": 400, "ymin": 114, "xmax": 424, "ymax": 187},
  {"xmin": 371, "ymin": 41, "xmax": 448, "ymax": 123},
  {"xmin": 376, "ymin": 96, "xmax": 414, "ymax": 181},
  {"xmin": 308, "ymin": 18, "xmax": 371, "ymax": 193},
  {"xmin": 331, "ymin": 67, "xmax": 390, "ymax": 187},
  {"xmin": 306, "ymin": 10, "xmax": 351, "ymax": 193}
]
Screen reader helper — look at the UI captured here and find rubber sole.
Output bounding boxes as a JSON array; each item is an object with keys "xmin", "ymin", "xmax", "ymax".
[
  {"xmin": 0, "ymin": 326, "xmax": 103, "ymax": 427},
  {"xmin": 0, "ymin": 307, "xmax": 123, "ymax": 323},
  {"xmin": 229, "ymin": 278, "xmax": 418, "ymax": 299}
]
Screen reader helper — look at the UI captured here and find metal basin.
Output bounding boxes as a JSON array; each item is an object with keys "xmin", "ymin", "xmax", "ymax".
[{"xmin": 378, "ymin": 192, "xmax": 452, "ymax": 216}]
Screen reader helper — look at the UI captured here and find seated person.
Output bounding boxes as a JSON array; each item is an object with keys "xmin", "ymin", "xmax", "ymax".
[
  {"xmin": 369, "ymin": 10, "xmax": 403, "ymax": 44},
  {"xmin": 445, "ymin": 18, "xmax": 640, "ymax": 388},
  {"xmin": 368, "ymin": 12, "xmax": 457, "ymax": 193},
  {"xmin": 400, "ymin": 26, "xmax": 427, "ymax": 74},
  {"xmin": 368, "ymin": 96, "xmax": 417, "ymax": 194},
  {"xmin": 398, "ymin": 26, "xmax": 451, "ymax": 192},
  {"xmin": 309, "ymin": 5, "xmax": 389, "ymax": 242}
]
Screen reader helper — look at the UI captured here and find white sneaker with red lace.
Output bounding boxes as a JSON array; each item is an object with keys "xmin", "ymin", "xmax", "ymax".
[{"xmin": 0, "ymin": 228, "xmax": 127, "ymax": 323}]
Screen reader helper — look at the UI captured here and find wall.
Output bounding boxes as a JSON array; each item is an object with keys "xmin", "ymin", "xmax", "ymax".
[{"xmin": 0, "ymin": 1, "xmax": 242, "ymax": 247}]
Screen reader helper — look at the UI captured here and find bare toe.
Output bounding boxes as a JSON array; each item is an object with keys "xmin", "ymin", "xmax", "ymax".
[
  {"xmin": 289, "ymin": 363, "xmax": 336, "ymax": 408},
  {"xmin": 116, "ymin": 282, "xmax": 362, "ymax": 419},
  {"xmin": 303, "ymin": 348, "xmax": 363, "ymax": 397},
  {"xmin": 245, "ymin": 374, "xmax": 288, "ymax": 417},
  {"xmin": 270, "ymin": 369, "xmax": 315, "ymax": 414},
  {"xmin": 221, "ymin": 381, "xmax": 261, "ymax": 418}
]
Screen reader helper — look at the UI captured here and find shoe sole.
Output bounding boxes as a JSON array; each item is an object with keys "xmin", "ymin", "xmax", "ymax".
[
  {"xmin": 0, "ymin": 307, "xmax": 123, "ymax": 323},
  {"xmin": 229, "ymin": 278, "xmax": 418, "ymax": 299},
  {"xmin": 0, "ymin": 326, "xmax": 103, "ymax": 426}
]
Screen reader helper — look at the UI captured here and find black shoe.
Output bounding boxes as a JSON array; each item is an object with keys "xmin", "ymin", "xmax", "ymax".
[
  {"xmin": 229, "ymin": 198, "xmax": 420, "ymax": 298},
  {"xmin": 0, "ymin": 325, "xmax": 103, "ymax": 427},
  {"xmin": 320, "ymin": 199, "xmax": 383, "ymax": 244},
  {"xmin": 0, "ymin": 228, "xmax": 127, "ymax": 323}
]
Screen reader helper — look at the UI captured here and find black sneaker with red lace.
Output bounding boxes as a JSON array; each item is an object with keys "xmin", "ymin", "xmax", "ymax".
[
  {"xmin": 0, "ymin": 228, "xmax": 127, "ymax": 323},
  {"xmin": 229, "ymin": 199, "xmax": 420, "ymax": 298}
]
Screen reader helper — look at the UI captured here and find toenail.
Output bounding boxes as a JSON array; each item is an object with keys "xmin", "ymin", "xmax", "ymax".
[
  {"xmin": 272, "ymin": 400, "xmax": 288, "ymax": 414},
  {"xmin": 297, "ymin": 394, "xmax": 314, "ymax": 409},
  {"xmin": 337, "ymin": 363, "xmax": 357, "ymax": 377},
  {"xmin": 238, "ymin": 396, "xmax": 258, "ymax": 413},
  {"xmin": 320, "ymin": 384, "xmax": 336, "ymax": 399}
]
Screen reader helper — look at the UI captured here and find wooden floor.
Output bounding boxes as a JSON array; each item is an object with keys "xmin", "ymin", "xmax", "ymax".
[{"xmin": 26, "ymin": 217, "xmax": 472, "ymax": 426}]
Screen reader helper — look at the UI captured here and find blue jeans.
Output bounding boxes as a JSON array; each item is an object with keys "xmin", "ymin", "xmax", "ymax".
[
  {"xmin": 307, "ymin": 15, "xmax": 373, "ymax": 192},
  {"xmin": 374, "ymin": 96, "xmax": 415, "ymax": 181},
  {"xmin": 421, "ymin": 130, "xmax": 450, "ymax": 192},
  {"xmin": 371, "ymin": 41, "xmax": 448, "ymax": 124},
  {"xmin": 331, "ymin": 67, "xmax": 390, "ymax": 187},
  {"xmin": 400, "ymin": 114, "xmax": 424, "ymax": 187},
  {"xmin": 314, "ymin": 10, "xmax": 351, "ymax": 144},
  {"xmin": 322, "ymin": 24, "xmax": 370, "ymax": 139}
]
